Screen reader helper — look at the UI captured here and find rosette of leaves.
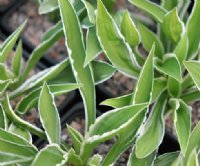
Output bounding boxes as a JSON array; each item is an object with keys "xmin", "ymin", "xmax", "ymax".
[{"xmin": 1, "ymin": 0, "xmax": 200, "ymax": 165}]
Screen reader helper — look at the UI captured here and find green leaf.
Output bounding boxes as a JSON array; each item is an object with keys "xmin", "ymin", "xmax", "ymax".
[
  {"xmin": 9, "ymin": 123, "xmax": 32, "ymax": 143},
  {"xmin": 133, "ymin": 44, "xmax": 154, "ymax": 104},
  {"xmin": 11, "ymin": 59, "xmax": 70, "ymax": 99},
  {"xmin": 0, "ymin": 128, "xmax": 37, "ymax": 157},
  {"xmin": 87, "ymin": 103, "xmax": 148, "ymax": 143},
  {"xmin": 128, "ymin": 0, "xmax": 166, "ymax": 22},
  {"xmin": 96, "ymin": 0, "xmax": 140, "ymax": 78},
  {"xmin": 186, "ymin": 0, "xmax": 200, "ymax": 58},
  {"xmin": 12, "ymin": 40, "xmax": 23, "ymax": 76},
  {"xmin": 0, "ymin": 153, "xmax": 33, "ymax": 166},
  {"xmin": 0, "ymin": 80, "xmax": 11, "ymax": 96},
  {"xmin": 121, "ymin": 10, "xmax": 140, "ymax": 49},
  {"xmin": 0, "ymin": 64, "xmax": 14, "ymax": 81},
  {"xmin": 31, "ymin": 144, "xmax": 64, "ymax": 166},
  {"xmin": 154, "ymin": 152, "xmax": 180, "ymax": 166},
  {"xmin": 81, "ymin": 103, "xmax": 148, "ymax": 163},
  {"xmin": 136, "ymin": 93, "xmax": 167, "ymax": 158},
  {"xmin": 100, "ymin": 93, "xmax": 133, "ymax": 108},
  {"xmin": 2, "ymin": 95, "xmax": 46, "ymax": 139},
  {"xmin": 81, "ymin": 0, "xmax": 96, "ymax": 24},
  {"xmin": 0, "ymin": 21, "xmax": 26, "ymax": 63},
  {"xmin": 101, "ymin": 77, "xmax": 166, "ymax": 108},
  {"xmin": 187, "ymin": 149, "xmax": 199, "ymax": 166},
  {"xmin": 128, "ymin": 150, "xmax": 156, "ymax": 166},
  {"xmin": 91, "ymin": 61, "xmax": 116, "ymax": 84},
  {"xmin": 0, "ymin": 105, "xmax": 7, "ymax": 130},
  {"xmin": 102, "ymin": 105, "xmax": 145, "ymax": 166},
  {"xmin": 152, "ymin": 77, "xmax": 166, "ymax": 101},
  {"xmin": 184, "ymin": 121, "xmax": 200, "ymax": 164},
  {"xmin": 181, "ymin": 89, "xmax": 200, "ymax": 103},
  {"xmin": 59, "ymin": 0, "xmax": 96, "ymax": 130},
  {"xmin": 184, "ymin": 61, "xmax": 200, "ymax": 91},
  {"xmin": 22, "ymin": 24, "xmax": 63, "ymax": 80},
  {"xmin": 161, "ymin": 0, "xmax": 178, "ymax": 11},
  {"xmin": 162, "ymin": 8, "xmax": 184, "ymax": 44},
  {"xmin": 137, "ymin": 23, "xmax": 164, "ymax": 59},
  {"xmin": 174, "ymin": 33, "xmax": 188, "ymax": 64},
  {"xmin": 39, "ymin": 83, "xmax": 61, "ymax": 144},
  {"xmin": 170, "ymin": 99, "xmax": 191, "ymax": 156},
  {"xmin": 155, "ymin": 54, "xmax": 182, "ymax": 82},
  {"xmin": 42, "ymin": 21, "xmax": 62, "ymax": 42},
  {"xmin": 16, "ymin": 83, "xmax": 80, "ymax": 114},
  {"xmin": 39, "ymin": 0, "xmax": 58, "ymax": 15},
  {"xmin": 167, "ymin": 77, "xmax": 181, "ymax": 98},
  {"xmin": 88, "ymin": 154, "xmax": 102, "ymax": 166},
  {"xmin": 84, "ymin": 27, "xmax": 102, "ymax": 67},
  {"xmin": 67, "ymin": 149, "xmax": 83, "ymax": 166},
  {"xmin": 67, "ymin": 125, "xmax": 83, "ymax": 154}
]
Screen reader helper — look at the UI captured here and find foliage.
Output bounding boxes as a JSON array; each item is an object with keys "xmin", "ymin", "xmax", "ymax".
[{"xmin": 1, "ymin": 0, "xmax": 200, "ymax": 165}]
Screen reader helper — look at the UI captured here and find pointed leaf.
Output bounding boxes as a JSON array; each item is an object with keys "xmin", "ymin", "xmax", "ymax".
[
  {"xmin": 0, "ymin": 64, "xmax": 14, "ymax": 81},
  {"xmin": 187, "ymin": 149, "xmax": 199, "ymax": 166},
  {"xmin": 9, "ymin": 123, "xmax": 32, "ymax": 143},
  {"xmin": 0, "ymin": 21, "xmax": 26, "ymax": 62},
  {"xmin": 87, "ymin": 103, "xmax": 148, "ymax": 143},
  {"xmin": 39, "ymin": 83, "xmax": 61, "ymax": 144},
  {"xmin": 0, "ymin": 128, "xmax": 37, "ymax": 157},
  {"xmin": 100, "ymin": 93, "xmax": 133, "ymax": 108},
  {"xmin": 31, "ymin": 144, "xmax": 64, "ymax": 166},
  {"xmin": 155, "ymin": 54, "xmax": 182, "ymax": 82},
  {"xmin": 184, "ymin": 122, "xmax": 200, "ymax": 163},
  {"xmin": 133, "ymin": 44, "xmax": 154, "ymax": 104},
  {"xmin": 186, "ymin": 0, "xmax": 200, "ymax": 58},
  {"xmin": 154, "ymin": 152, "xmax": 180, "ymax": 166},
  {"xmin": 59, "ymin": 0, "xmax": 95, "ymax": 130},
  {"xmin": 0, "ymin": 105, "xmax": 7, "ymax": 129},
  {"xmin": 39, "ymin": 0, "xmax": 58, "ymax": 15},
  {"xmin": 0, "ymin": 80, "xmax": 10, "ymax": 96},
  {"xmin": 11, "ymin": 59, "xmax": 70, "ymax": 98},
  {"xmin": 81, "ymin": 0, "xmax": 96, "ymax": 24},
  {"xmin": 12, "ymin": 40, "xmax": 23, "ymax": 76},
  {"xmin": 137, "ymin": 23, "xmax": 164, "ymax": 59},
  {"xmin": 184, "ymin": 61, "xmax": 200, "ymax": 91},
  {"xmin": 102, "ymin": 105, "xmax": 145, "ymax": 166},
  {"xmin": 170, "ymin": 99, "xmax": 191, "ymax": 156},
  {"xmin": 167, "ymin": 77, "xmax": 181, "ymax": 97},
  {"xmin": 128, "ymin": 150, "xmax": 156, "ymax": 166},
  {"xmin": 67, "ymin": 125, "xmax": 83, "ymax": 154},
  {"xmin": 91, "ymin": 61, "xmax": 116, "ymax": 84},
  {"xmin": 96, "ymin": 0, "xmax": 140, "ymax": 78},
  {"xmin": 16, "ymin": 83, "xmax": 80, "ymax": 114},
  {"xmin": 136, "ymin": 93, "xmax": 167, "ymax": 158},
  {"xmin": 84, "ymin": 27, "xmax": 102, "ymax": 66},
  {"xmin": 128, "ymin": 0, "xmax": 166, "ymax": 22},
  {"xmin": 162, "ymin": 8, "xmax": 184, "ymax": 44},
  {"xmin": 121, "ymin": 10, "xmax": 140, "ymax": 49},
  {"xmin": 2, "ymin": 95, "xmax": 46, "ymax": 139},
  {"xmin": 89, "ymin": 154, "xmax": 102, "ymax": 166},
  {"xmin": 174, "ymin": 33, "xmax": 188, "ymax": 64}
]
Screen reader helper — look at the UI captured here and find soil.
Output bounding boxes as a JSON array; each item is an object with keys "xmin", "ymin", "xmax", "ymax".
[
  {"xmin": 61, "ymin": 115, "xmax": 130, "ymax": 165},
  {"xmin": 8, "ymin": 0, "xmax": 67, "ymax": 63},
  {"xmin": 0, "ymin": 0, "xmax": 10, "ymax": 5}
]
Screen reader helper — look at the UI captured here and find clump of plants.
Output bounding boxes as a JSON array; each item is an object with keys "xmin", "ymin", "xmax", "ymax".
[{"xmin": 1, "ymin": 0, "xmax": 200, "ymax": 165}]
